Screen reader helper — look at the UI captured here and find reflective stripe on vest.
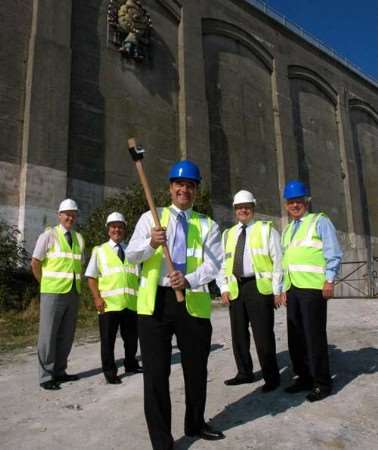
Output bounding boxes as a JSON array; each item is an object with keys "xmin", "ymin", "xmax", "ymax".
[
  {"xmin": 282, "ymin": 213, "xmax": 326, "ymax": 290},
  {"xmin": 137, "ymin": 208, "xmax": 212, "ymax": 319},
  {"xmin": 223, "ymin": 221, "xmax": 274, "ymax": 299},
  {"xmin": 96, "ymin": 242, "xmax": 139, "ymax": 312},
  {"xmin": 40, "ymin": 226, "xmax": 83, "ymax": 294}
]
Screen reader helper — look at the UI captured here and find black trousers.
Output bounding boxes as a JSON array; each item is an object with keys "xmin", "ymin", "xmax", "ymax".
[
  {"xmin": 138, "ymin": 287, "xmax": 212, "ymax": 450},
  {"xmin": 98, "ymin": 308, "xmax": 138, "ymax": 377},
  {"xmin": 287, "ymin": 286, "xmax": 331, "ymax": 390},
  {"xmin": 229, "ymin": 278, "xmax": 280, "ymax": 384}
]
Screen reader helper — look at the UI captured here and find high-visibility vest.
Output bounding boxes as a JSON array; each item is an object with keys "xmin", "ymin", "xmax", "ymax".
[
  {"xmin": 95, "ymin": 242, "xmax": 139, "ymax": 312},
  {"xmin": 40, "ymin": 226, "xmax": 84, "ymax": 294},
  {"xmin": 282, "ymin": 213, "xmax": 326, "ymax": 290},
  {"xmin": 223, "ymin": 221, "xmax": 274, "ymax": 299},
  {"xmin": 137, "ymin": 207, "xmax": 212, "ymax": 319}
]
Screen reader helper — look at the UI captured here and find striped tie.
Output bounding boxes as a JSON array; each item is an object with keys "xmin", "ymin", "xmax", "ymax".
[{"xmin": 172, "ymin": 212, "xmax": 188, "ymax": 274}]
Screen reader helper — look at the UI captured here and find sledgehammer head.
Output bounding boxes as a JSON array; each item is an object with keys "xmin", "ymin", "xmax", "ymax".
[{"xmin": 128, "ymin": 138, "xmax": 145, "ymax": 161}]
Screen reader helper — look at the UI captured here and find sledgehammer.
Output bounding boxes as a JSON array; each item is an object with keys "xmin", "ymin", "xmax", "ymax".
[{"xmin": 128, "ymin": 138, "xmax": 185, "ymax": 303}]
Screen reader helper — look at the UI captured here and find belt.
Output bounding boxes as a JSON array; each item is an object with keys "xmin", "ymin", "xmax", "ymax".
[{"xmin": 236, "ymin": 276, "xmax": 256, "ymax": 284}]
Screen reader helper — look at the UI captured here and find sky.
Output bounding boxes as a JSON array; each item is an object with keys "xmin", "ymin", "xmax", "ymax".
[{"xmin": 257, "ymin": 0, "xmax": 378, "ymax": 83}]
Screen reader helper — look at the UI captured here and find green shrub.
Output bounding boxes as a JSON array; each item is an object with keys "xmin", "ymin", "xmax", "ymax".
[{"xmin": 0, "ymin": 220, "xmax": 37, "ymax": 311}]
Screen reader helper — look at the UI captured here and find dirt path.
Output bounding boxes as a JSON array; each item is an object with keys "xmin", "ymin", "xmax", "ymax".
[{"xmin": 1, "ymin": 299, "xmax": 377, "ymax": 450}]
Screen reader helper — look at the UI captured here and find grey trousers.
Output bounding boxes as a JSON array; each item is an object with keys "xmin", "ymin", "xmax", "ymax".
[{"xmin": 37, "ymin": 289, "xmax": 79, "ymax": 383}]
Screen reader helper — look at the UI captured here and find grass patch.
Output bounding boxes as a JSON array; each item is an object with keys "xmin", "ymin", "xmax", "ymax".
[{"xmin": 0, "ymin": 297, "xmax": 99, "ymax": 355}]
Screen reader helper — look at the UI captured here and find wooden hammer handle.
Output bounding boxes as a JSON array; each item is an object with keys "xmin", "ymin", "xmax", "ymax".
[{"xmin": 129, "ymin": 139, "xmax": 185, "ymax": 303}]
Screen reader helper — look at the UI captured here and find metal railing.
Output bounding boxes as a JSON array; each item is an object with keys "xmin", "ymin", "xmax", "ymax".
[
  {"xmin": 334, "ymin": 260, "xmax": 377, "ymax": 298},
  {"xmin": 244, "ymin": 0, "xmax": 378, "ymax": 89}
]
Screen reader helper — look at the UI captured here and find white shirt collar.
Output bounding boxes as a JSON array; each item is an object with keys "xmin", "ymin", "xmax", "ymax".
[
  {"xmin": 59, "ymin": 224, "xmax": 71, "ymax": 233},
  {"xmin": 170, "ymin": 204, "xmax": 192, "ymax": 220},
  {"xmin": 237, "ymin": 219, "xmax": 254, "ymax": 229},
  {"xmin": 108, "ymin": 239, "xmax": 125, "ymax": 248}
]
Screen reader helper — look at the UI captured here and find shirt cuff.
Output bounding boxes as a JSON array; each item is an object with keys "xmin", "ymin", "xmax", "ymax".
[
  {"xmin": 325, "ymin": 270, "xmax": 336, "ymax": 283},
  {"xmin": 185, "ymin": 272, "xmax": 198, "ymax": 290},
  {"xmin": 220, "ymin": 285, "xmax": 229, "ymax": 294}
]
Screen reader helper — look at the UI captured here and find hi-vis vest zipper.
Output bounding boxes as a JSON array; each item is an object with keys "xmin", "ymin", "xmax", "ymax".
[
  {"xmin": 281, "ymin": 213, "xmax": 326, "ymax": 290},
  {"xmin": 41, "ymin": 226, "xmax": 84, "ymax": 294},
  {"xmin": 223, "ymin": 221, "xmax": 274, "ymax": 299},
  {"xmin": 95, "ymin": 242, "xmax": 139, "ymax": 313},
  {"xmin": 137, "ymin": 207, "xmax": 212, "ymax": 319}
]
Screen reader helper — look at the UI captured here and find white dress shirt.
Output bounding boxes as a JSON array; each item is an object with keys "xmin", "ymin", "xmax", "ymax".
[
  {"xmin": 217, "ymin": 220, "xmax": 283, "ymax": 295},
  {"xmin": 85, "ymin": 240, "xmax": 131, "ymax": 278},
  {"xmin": 32, "ymin": 224, "xmax": 85, "ymax": 263},
  {"xmin": 125, "ymin": 205, "xmax": 222, "ymax": 289}
]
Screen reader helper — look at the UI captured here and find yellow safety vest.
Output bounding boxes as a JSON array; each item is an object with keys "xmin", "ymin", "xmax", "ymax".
[
  {"xmin": 282, "ymin": 213, "xmax": 326, "ymax": 290},
  {"xmin": 223, "ymin": 221, "xmax": 274, "ymax": 299},
  {"xmin": 40, "ymin": 226, "xmax": 84, "ymax": 294},
  {"xmin": 137, "ymin": 207, "xmax": 212, "ymax": 319},
  {"xmin": 95, "ymin": 242, "xmax": 139, "ymax": 313}
]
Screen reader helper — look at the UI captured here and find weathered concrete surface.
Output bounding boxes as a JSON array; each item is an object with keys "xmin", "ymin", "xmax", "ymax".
[{"xmin": 1, "ymin": 298, "xmax": 377, "ymax": 449}]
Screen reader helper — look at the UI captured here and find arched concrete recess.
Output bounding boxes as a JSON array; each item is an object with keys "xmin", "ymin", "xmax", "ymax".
[
  {"xmin": 202, "ymin": 18, "xmax": 281, "ymax": 227},
  {"xmin": 349, "ymin": 99, "xmax": 378, "ymax": 265},
  {"xmin": 288, "ymin": 65, "xmax": 348, "ymax": 232}
]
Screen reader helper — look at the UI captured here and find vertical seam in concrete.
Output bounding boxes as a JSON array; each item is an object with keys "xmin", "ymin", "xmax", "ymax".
[
  {"xmin": 177, "ymin": 7, "xmax": 187, "ymax": 159},
  {"xmin": 336, "ymin": 93, "xmax": 356, "ymax": 246},
  {"xmin": 18, "ymin": 0, "xmax": 39, "ymax": 237},
  {"xmin": 271, "ymin": 60, "xmax": 287, "ymax": 230}
]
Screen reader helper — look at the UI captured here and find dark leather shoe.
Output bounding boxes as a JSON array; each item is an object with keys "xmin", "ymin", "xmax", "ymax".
[
  {"xmin": 40, "ymin": 380, "xmax": 61, "ymax": 390},
  {"xmin": 125, "ymin": 364, "xmax": 143, "ymax": 374},
  {"xmin": 224, "ymin": 374, "xmax": 254, "ymax": 386},
  {"xmin": 285, "ymin": 378, "xmax": 313, "ymax": 393},
  {"xmin": 105, "ymin": 374, "xmax": 122, "ymax": 384},
  {"xmin": 54, "ymin": 373, "xmax": 79, "ymax": 383},
  {"xmin": 306, "ymin": 387, "xmax": 331, "ymax": 402},
  {"xmin": 186, "ymin": 423, "xmax": 225, "ymax": 440},
  {"xmin": 262, "ymin": 381, "xmax": 280, "ymax": 393}
]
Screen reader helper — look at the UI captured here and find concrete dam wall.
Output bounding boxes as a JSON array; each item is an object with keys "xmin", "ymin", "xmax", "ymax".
[{"xmin": 1, "ymin": 0, "xmax": 377, "ymax": 294}]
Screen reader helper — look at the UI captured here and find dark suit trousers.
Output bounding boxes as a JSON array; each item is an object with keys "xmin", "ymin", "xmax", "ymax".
[
  {"xmin": 287, "ymin": 286, "xmax": 331, "ymax": 389},
  {"xmin": 138, "ymin": 287, "xmax": 212, "ymax": 450},
  {"xmin": 98, "ymin": 308, "xmax": 138, "ymax": 377},
  {"xmin": 229, "ymin": 278, "xmax": 280, "ymax": 384}
]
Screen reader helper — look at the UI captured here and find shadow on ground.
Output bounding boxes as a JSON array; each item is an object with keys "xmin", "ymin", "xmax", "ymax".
[
  {"xmin": 75, "ymin": 343, "xmax": 223, "ymax": 380},
  {"xmin": 175, "ymin": 345, "xmax": 378, "ymax": 449}
]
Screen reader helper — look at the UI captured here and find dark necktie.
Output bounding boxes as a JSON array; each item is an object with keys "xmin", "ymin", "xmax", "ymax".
[
  {"xmin": 233, "ymin": 224, "xmax": 247, "ymax": 277},
  {"xmin": 172, "ymin": 211, "xmax": 188, "ymax": 273},
  {"xmin": 65, "ymin": 231, "xmax": 73, "ymax": 248},
  {"xmin": 117, "ymin": 244, "xmax": 125, "ymax": 263}
]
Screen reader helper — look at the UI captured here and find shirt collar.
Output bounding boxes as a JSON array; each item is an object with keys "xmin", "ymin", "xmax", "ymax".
[
  {"xmin": 170, "ymin": 204, "xmax": 192, "ymax": 220},
  {"xmin": 237, "ymin": 219, "xmax": 254, "ymax": 229},
  {"xmin": 108, "ymin": 239, "xmax": 125, "ymax": 248},
  {"xmin": 59, "ymin": 224, "xmax": 71, "ymax": 233},
  {"xmin": 292, "ymin": 212, "xmax": 309, "ymax": 223}
]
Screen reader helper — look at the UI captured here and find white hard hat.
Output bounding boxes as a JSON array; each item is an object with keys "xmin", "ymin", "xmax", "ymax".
[
  {"xmin": 58, "ymin": 198, "xmax": 79, "ymax": 212},
  {"xmin": 233, "ymin": 190, "xmax": 257, "ymax": 206},
  {"xmin": 106, "ymin": 212, "xmax": 126, "ymax": 226}
]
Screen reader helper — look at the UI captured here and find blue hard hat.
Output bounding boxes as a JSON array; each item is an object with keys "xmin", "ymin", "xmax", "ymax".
[
  {"xmin": 283, "ymin": 180, "xmax": 309, "ymax": 199},
  {"xmin": 168, "ymin": 160, "xmax": 201, "ymax": 183}
]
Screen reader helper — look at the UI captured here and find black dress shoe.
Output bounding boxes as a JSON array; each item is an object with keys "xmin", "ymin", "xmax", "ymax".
[
  {"xmin": 54, "ymin": 373, "xmax": 79, "ymax": 383},
  {"xmin": 186, "ymin": 423, "xmax": 225, "ymax": 440},
  {"xmin": 105, "ymin": 374, "xmax": 122, "ymax": 384},
  {"xmin": 262, "ymin": 381, "xmax": 280, "ymax": 393},
  {"xmin": 306, "ymin": 387, "xmax": 331, "ymax": 402},
  {"xmin": 125, "ymin": 364, "xmax": 143, "ymax": 374},
  {"xmin": 285, "ymin": 378, "xmax": 313, "ymax": 393},
  {"xmin": 224, "ymin": 374, "xmax": 255, "ymax": 386},
  {"xmin": 40, "ymin": 380, "xmax": 61, "ymax": 390}
]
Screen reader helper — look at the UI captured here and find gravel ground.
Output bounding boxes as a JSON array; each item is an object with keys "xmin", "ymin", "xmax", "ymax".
[{"xmin": 0, "ymin": 298, "xmax": 377, "ymax": 450}]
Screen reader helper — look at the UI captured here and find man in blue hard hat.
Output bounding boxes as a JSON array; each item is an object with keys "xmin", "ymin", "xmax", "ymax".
[
  {"xmin": 126, "ymin": 160, "xmax": 224, "ymax": 449},
  {"xmin": 281, "ymin": 180, "xmax": 342, "ymax": 402}
]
